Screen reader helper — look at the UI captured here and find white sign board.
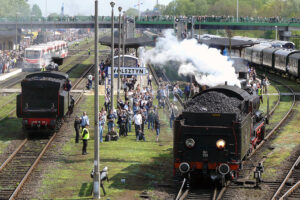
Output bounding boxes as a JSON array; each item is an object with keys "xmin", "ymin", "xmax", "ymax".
[{"xmin": 108, "ymin": 67, "xmax": 148, "ymax": 76}]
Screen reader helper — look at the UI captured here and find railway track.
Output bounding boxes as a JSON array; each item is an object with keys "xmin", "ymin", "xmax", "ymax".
[
  {"xmin": 148, "ymin": 64, "xmax": 172, "ymax": 110},
  {"xmin": 220, "ymin": 78, "xmax": 296, "ymax": 200},
  {"xmin": 0, "ymin": 64, "xmax": 94, "ymax": 200},
  {"xmin": 149, "ymin": 65, "xmax": 218, "ymax": 200},
  {"xmin": 177, "ymin": 187, "xmax": 218, "ymax": 200},
  {"xmin": 271, "ymin": 154, "xmax": 300, "ymax": 200}
]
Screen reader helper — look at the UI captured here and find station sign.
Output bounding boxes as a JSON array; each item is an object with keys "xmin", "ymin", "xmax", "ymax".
[{"xmin": 107, "ymin": 67, "xmax": 148, "ymax": 76}]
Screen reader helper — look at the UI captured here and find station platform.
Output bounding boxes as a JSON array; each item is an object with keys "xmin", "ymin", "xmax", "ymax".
[{"xmin": 0, "ymin": 68, "xmax": 22, "ymax": 81}]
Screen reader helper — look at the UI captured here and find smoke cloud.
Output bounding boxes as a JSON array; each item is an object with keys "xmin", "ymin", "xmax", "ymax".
[{"xmin": 143, "ymin": 30, "xmax": 240, "ymax": 87}]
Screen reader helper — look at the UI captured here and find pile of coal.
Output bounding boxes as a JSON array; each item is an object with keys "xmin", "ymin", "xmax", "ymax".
[{"xmin": 184, "ymin": 91, "xmax": 242, "ymax": 113}]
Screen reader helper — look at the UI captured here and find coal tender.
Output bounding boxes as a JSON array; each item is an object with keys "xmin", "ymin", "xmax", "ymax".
[
  {"xmin": 173, "ymin": 85, "xmax": 266, "ymax": 185},
  {"xmin": 16, "ymin": 71, "xmax": 72, "ymax": 131}
]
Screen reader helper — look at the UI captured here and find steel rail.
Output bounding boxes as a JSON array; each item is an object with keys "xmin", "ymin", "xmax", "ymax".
[
  {"xmin": 9, "ymin": 132, "xmax": 58, "ymax": 200},
  {"xmin": 0, "ymin": 95, "xmax": 16, "ymax": 108},
  {"xmin": 175, "ymin": 178, "xmax": 187, "ymax": 200},
  {"xmin": 0, "ymin": 107, "xmax": 16, "ymax": 122},
  {"xmin": 0, "ymin": 139, "xmax": 27, "ymax": 172},
  {"xmin": 279, "ymin": 181, "xmax": 300, "ymax": 200},
  {"xmin": 272, "ymin": 156, "xmax": 300, "ymax": 200}
]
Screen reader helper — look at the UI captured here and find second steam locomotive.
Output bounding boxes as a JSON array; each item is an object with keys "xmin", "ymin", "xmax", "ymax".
[
  {"xmin": 173, "ymin": 85, "xmax": 266, "ymax": 185},
  {"xmin": 16, "ymin": 71, "xmax": 73, "ymax": 131}
]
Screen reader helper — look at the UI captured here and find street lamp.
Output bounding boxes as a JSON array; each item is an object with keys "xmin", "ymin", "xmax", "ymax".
[
  {"xmin": 93, "ymin": 0, "xmax": 100, "ymax": 199},
  {"xmin": 15, "ymin": 12, "xmax": 20, "ymax": 51},
  {"xmin": 236, "ymin": 0, "xmax": 239, "ymax": 22},
  {"xmin": 122, "ymin": 11, "xmax": 126, "ymax": 67},
  {"xmin": 31, "ymin": 14, "xmax": 35, "ymax": 41},
  {"xmin": 117, "ymin": 6, "xmax": 122, "ymax": 100},
  {"xmin": 110, "ymin": 1, "xmax": 115, "ymax": 112}
]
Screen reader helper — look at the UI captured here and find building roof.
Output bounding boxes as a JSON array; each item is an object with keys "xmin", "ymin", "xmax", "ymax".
[
  {"xmin": 199, "ymin": 38, "xmax": 258, "ymax": 49},
  {"xmin": 99, "ymin": 36, "xmax": 155, "ymax": 48}
]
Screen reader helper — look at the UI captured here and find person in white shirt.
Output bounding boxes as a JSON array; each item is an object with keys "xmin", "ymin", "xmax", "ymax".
[
  {"xmin": 133, "ymin": 111, "xmax": 143, "ymax": 141},
  {"xmin": 87, "ymin": 74, "xmax": 93, "ymax": 90},
  {"xmin": 148, "ymin": 74, "xmax": 152, "ymax": 87}
]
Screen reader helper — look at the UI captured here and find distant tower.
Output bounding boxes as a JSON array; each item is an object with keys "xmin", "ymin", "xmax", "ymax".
[
  {"xmin": 156, "ymin": 0, "xmax": 159, "ymax": 6},
  {"xmin": 61, "ymin": 3, "xmax": 64, "ymax": 17}
]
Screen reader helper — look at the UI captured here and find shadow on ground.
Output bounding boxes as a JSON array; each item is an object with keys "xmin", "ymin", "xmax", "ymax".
[
  {"xmin": 0, "ymin": 117, "xmax": 24, "ymax": 141},
  {"xmin": 108, "ymin": 148, "xmax": 173, "ymax": 190}
]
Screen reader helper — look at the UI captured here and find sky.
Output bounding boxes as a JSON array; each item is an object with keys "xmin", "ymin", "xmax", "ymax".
[{"xmin": 28, "ymin": 0, "xmax": 173, "ymax": 16}]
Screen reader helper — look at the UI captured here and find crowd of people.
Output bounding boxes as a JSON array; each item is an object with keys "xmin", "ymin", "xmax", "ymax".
[
  {"xmin": 0, "ymin": 50, "xmax": 23, "ymax": 74},
  {"xmin": 76, "ymin": 72, "xmax": 169, "ymax": 155},
  {"xmin": 248, "ymin": 67, "xmax": 269, "ymax": 103},
  {"xmin": 100, "ymin": 76, "xmax": 161, "ymax": 143},
  {"xmin": 137, "ymin": 15, "xmax": 300, "ymax": 24}
]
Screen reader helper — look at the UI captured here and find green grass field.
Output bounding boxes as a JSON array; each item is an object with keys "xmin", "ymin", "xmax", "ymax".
[{"xmin": 36, "ymin": 94, "xmax": 173, "ymax": 199}]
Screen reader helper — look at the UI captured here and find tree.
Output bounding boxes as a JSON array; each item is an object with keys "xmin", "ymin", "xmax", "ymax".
[
  {"xmin": 154, "ymin": 4, "xmax": 166, "ymax": 13},
  {"xmin": 31, "ymin": 4, "xmax": 42, "ymax": 18},
  {"xmin": 160, "ymin": 0, "xmax": 297, "ymax": 18},
  {"xmin": 48, "ymin": 13, "xmax": 59, "ymax": 18},
  {"xmin": 0, "ymin": 0, "xmax": 30, "ymax": 17},
  {"xmin": 126, "ymin": 8, "xmax": 139, "ymax": 17}
]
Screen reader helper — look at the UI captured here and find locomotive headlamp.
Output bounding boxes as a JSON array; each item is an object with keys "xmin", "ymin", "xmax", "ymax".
[
  {"xmin": 216, "ymin": 139, "xmax": 226, "ymax": 149},
  {"xmin": 185, "ymin": 138, "xmax": 195, "ymax": 148}
]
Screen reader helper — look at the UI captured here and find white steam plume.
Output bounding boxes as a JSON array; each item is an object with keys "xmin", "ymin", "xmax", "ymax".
[{"xmin": 143, "ymin": 30, "xmax": 240, "ymax": 87}]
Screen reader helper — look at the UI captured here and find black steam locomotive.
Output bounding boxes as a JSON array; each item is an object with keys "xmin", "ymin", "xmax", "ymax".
[
  {"xmin": 173, "ymin": 85, "xmax": 266, "ymax": 185},
  {"xmin": 16, "ymin": 71, "xmax": 73, "ymax": 130}
]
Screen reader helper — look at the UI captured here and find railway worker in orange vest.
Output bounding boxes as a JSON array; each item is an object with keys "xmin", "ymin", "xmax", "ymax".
[{"xmin": 81, "ymin": 125, "xmax": 90, "ymax": 155}]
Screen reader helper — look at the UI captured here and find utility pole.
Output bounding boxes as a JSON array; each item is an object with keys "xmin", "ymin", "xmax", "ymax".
[
  {"xmin": 122, "ymin": 12, "xmax": 126, "ymax": 67},
  {"xmin": 191, "ymin": 16, "xmax": 194, "ymax": 39},
  {"xmin": 138, "ymin": 0, "xmax": 141, "ymax": 19},
  {"xmin": 236, "ymin": 0, "xmax": 239, "ymax": 22},
  {"xmin": 117, "ymin": 7, "xmax": 122, "ymax": 100},
  {"xmin": 226, "ymin": 29, "xmax": 233, "ymax": 58},
  {"xmin": 93, "ymin": 0, "xmax": 100, "ymax": 199},
  {"xmin": 110, "ymin": 1, "xmax": 115, "ymax": 111},
  {"xmin": 45, "ymin": 0, "xmax": 48, "ymax": 17},
  {"xmin": 15, "ymin": 13, "xmax": 18, "ymax": 50}
]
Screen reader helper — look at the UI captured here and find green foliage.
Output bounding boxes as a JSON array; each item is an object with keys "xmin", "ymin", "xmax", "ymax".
[
  {"xmin": 0, "ymin": 0, "xmax": 31, "ymax": 17},
  {"xmin": 160, "ymin": 0, "xmax": 300, "ymax": 18},
  {"xmin": 31, "ymin": 4, "xmax": 42, "ymax": 18},
  {"xmin": 126, "ymin": 8, "xmax": 139, "ymax": 17}
]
